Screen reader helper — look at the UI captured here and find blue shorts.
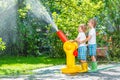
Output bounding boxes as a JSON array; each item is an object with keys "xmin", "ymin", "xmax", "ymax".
[
  {"xmin": 78, "ymin": 46, "xmax": 87, "ymax": 60},
  {"xmin": 88, "ymin": 44, "xmax": 97, "ymax": 56}
]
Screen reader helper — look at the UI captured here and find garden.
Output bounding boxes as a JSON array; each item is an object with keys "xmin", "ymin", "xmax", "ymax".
[{"xmin": 0, "ymin": 0, "xmax": 120, "ymax": 78}]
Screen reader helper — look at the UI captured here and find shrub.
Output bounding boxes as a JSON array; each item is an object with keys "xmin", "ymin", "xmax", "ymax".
[{"xmin": 0, "ymin": 38, "xmax": 6, "ymax": 51}]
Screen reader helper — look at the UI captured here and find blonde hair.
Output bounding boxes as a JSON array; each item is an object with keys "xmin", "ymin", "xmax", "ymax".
[
  {"xmin": 79, "ymin": 24, "xmax": 86, "ymax": 32},
  {"xmin": 89, "ymin": 19, "xmax": 97, "ymax": 27}
]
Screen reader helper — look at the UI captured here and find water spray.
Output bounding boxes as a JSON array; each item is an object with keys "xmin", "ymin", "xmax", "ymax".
[{"xmin": 25, "ymin": 0, "xmax": 59, "ymax": 31}]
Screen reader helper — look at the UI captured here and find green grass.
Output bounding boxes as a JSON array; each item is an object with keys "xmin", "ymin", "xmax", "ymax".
[{"xmin": 0, "ymin": 55, "xmax": 65, "ymax": 75}]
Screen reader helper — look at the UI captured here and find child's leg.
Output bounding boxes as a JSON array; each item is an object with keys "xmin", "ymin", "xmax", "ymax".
[
  {"xmin": 81, "ymin": 60, "xmax": 86, "ymax": 63},
  {"xmin": 91, "ymin": 56, "xmax": 96, "ymax": 62},
  {"xmin": 80, "ymin": 59, "xmax": 88, "ymax": 72},
  {"xmin": 89, "ymin": 44, "xmax": 97, "ymax": 61},
  {"xmin": 78, "ymin": 46, "xmax": 87, "ymax": 63},
  {"xmin": 89, "ymin": 44, "xmax": 97, "ymax": 71},
  {"xmin": 78, "ymin": 46, "xmax": 88, "ymax": 72}
]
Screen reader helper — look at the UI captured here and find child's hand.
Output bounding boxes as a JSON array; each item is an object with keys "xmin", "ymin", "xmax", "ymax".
[
  {"xmin": 74, "ymin": 39, "xmax": 80, "ymax": 45},
  {"xmin": 75, "ymin": 39, "xmax": 79, "ymax": 43},
  {"xmin": 86, "ymin": 44, "xmax": 88, "ymax": 46},
  {"xmin": 75, "ymin": 38, "xmax": 78, "ymax": 41},
  {"xmin": 69, "ymin": 40, "xmax": 77, "ymax": 43},
  {"xmin": 69, "ymin": 40, "xmax": 74, "ymax": 42},
  {"xmin": 79, "ymin": 41, "xmax": 82, "ymax": 44}
]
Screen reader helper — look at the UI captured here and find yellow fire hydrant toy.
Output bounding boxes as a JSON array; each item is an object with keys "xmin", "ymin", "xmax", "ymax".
[
  {"xmin": 61, "ymin": 41, "xmax": 81, "ymax": 74},
  {"xmin": 56, "ymin": 30, "xmax": 82, "ymax": 74}
]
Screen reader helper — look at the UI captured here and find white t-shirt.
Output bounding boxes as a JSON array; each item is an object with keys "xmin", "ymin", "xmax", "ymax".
[
  {"xmin": 77, "ymin": 32, "xmax": 86, "ymax": 47},
  {"xmin": 88, "ymin": 28, "xmax": 96, "ymax": 44}
]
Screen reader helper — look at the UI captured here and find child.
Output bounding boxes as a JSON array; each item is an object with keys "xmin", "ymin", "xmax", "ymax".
[
  {"xmin": 75, "ymin": 24, "xmax": 88, "ymax": 72},
  {"xmin": 80, "ymin": 19, "xmax": 97, "ymax": 72}
]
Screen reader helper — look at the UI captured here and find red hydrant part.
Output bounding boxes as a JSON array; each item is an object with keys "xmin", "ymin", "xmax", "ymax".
[
  {"xmin": 57, "ymin": 30, "xmax": 78, "ymax": 57},
  {"xmin": 57, "ymin": 30, "xmax": 68, "ymax": 43},
  {"xmin": 73, "ymin": 50, "xmax": 78, "ymax": 57}
]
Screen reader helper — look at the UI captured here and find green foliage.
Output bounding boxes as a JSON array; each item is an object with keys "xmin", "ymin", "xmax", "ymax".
[
  {"xmin": 0, "ymin": 38, "xmax": 6, "ymax": 51},
  {"xmin": 47, "ymin": 31, "xmax": 65, "ymax": 57},
  {"xmin": 18, "ymin": 2, "xmax": 31, "ymax": 19},
  {"xmin": 17, "ymin": 1, "xmax": 42, "ymax": 56},
  {"xmin": 52, "ymin": 0, "xmax": 103, "ymax": 36},
  {"xmin": 96, "ymin": 34, "xmax": 107, "ymax": 47},
  {"xmin": 97, "ymin": 0, "xmax": 120, "ymax": 61},
  {"xmin": 110, "ymin": 32, "xmax": 120, "ymax": 61},
  {"xmin": 43, "ymin": 0, "xmax": 104, "ymax": 57}
]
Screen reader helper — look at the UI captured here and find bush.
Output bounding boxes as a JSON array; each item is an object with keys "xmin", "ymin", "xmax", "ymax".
[
  {"xmin": 0, "ymin": 38, "xmax": 6, "ymax": 51},
  {"xmin": 17, "ymin": 1, "xmax": 48, "ymax": 56},
  {"xmin": 97, "ymin": 0, "xmax": 120, "ymax": 61}
]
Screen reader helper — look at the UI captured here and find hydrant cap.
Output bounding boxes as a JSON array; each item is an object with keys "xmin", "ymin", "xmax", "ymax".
[{"xmin": 63, "ymin": 41, "xmax": 76, "ymax": 52}]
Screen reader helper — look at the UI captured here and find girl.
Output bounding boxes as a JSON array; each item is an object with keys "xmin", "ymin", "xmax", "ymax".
[{"xmin": 75, "ymin": 24, "xmax": 88, "ymax": 72}]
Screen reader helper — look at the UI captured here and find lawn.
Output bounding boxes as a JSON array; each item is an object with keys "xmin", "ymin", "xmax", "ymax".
[{"xmin": 0, "ymin": 55, "xmax": 65, "ymax": 75}]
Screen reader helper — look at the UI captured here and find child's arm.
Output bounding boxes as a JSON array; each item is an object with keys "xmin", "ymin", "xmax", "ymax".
[
  {"xmin": 70, "ymin": 37, "xmax": 80, "ymax": 43},
  {"xmin": 80, "ymin": 35, "xmax": 92, "ymax": 44},
  {"xmin": 72, "ymin": 33, "xmax": 80, "ymax": 43},
  {"xmin": 75, "ymin": 37, "xmax": 80, "ymax": 42}
]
